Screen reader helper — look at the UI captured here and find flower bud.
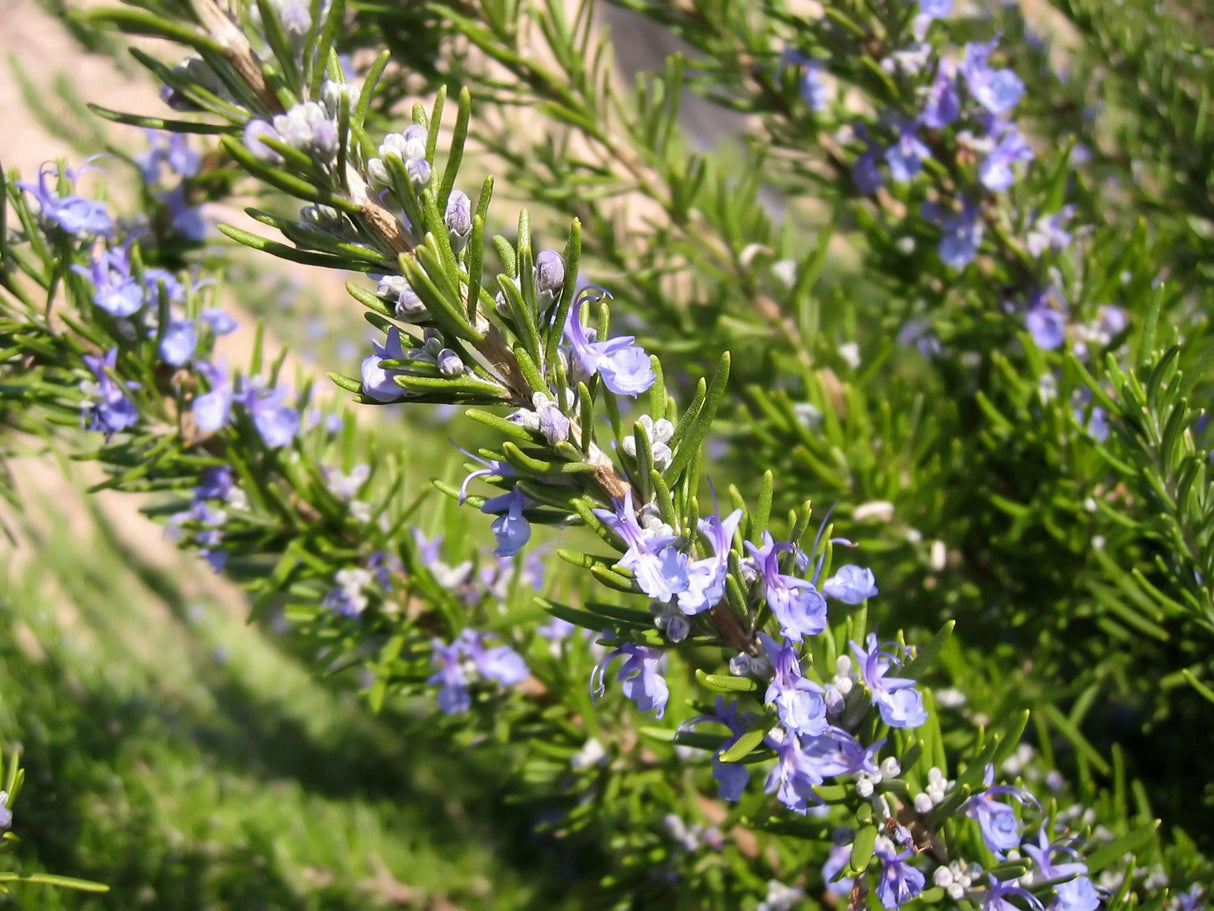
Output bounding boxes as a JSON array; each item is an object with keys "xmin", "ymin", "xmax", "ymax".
[
  {"xmin": 243, "ymin": 120, "xmax": 283, "ymax": 164},
  {"xmin": 395, "ymin": 286, "xmax": 426, "ymax": 322},
  {"xmin": 278, "ymin": 0, "xmax": 311, "ymax": 36},
  {"xmin": 534, "ymin": 249, "xmax": 565, "ymax": 305},
  {"xmin": 445, "ymin": 190, "xmax": 472, "ymax": 252},
  {"xmin": 437, "ymin": 348, "xmax": 463, "ymax": 377},
  {"xmin": 299, "ymin": 204, "xmax": 344, "ymax": 234},
  {"xmin": 321, "ymin": 79, "xmax": 361, "ymax": 119},
  {"xmin": 423, "ymin": 328, "xmax": 444, "ymax": 355},
  {"xmin": 377, "ymin": 275, "xmax": 408, "ymax": 301},
  {"xmin": 406, "ymin": 157, "xmax": 431, "ymax": 189},
  {"xmin": 401, "ymin": 125, "xmax": 428, "ymax": 160},
  {"xmin": 366, "ymin": 158, "xmax": 391, "ymax": 190}
]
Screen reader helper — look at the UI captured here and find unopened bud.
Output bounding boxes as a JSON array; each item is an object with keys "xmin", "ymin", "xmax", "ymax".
[
  {"xmin": 321, "ymin": 79, "xmax": 361, "ymax": 118},
  {"xmin": 278, "ymin": 0, "xmax": 311, "ymax": 36},
  {"xmin": 395, "ymin": 285, "xmax": 426, "ymax": 322},
  {"xmin": 535, "ymin": 249, "xmax": 565, "ymax": 304},
  {"xmin": 406, "ymin": 157, "xmax": 431, "ymax": 189},
  {"xmin": 437, "ymin": 348, "xmax": 463, "ymax": 377},
  {"xmin": 445, "ymin": 190, "xmax": 472, "ymax": 251},
  {"xmin": 366, "ymin": 158, "xmax": 391, "ymax": 190}
]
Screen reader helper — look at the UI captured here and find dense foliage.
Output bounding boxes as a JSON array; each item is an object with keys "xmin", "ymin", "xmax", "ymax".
[{"xmin": 1, "ymin": 0, "xmax": 1213, "ymax": 907}]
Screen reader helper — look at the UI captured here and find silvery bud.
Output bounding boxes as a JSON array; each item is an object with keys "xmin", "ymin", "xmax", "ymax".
[
  {"xmin": 394, "ymin": 285, "xmax": 426, "ymax": 322},
  {"xmin": 243, "ymin": 120, "xmax": 283, "ymax": 164},
  {"xmin": 406, "ymin": 157, "xmax": 431, "ymax": 189},
  {"xmin": 277, "ymin": 0, "xmax": 311, "ymax": 36},
  {"xmin": 445, "ymin": 190, "xmax": 472, "ymax": 253},
  {"xmin": 401, "ymin": 125, "xmax": 428, "ymax": 160},
  {"xmin": 423, "ymin": 328, "xmax": 444, "ymax": 356},
  {"xmin": 376, "ymin": 275, "xmax": 409, "ymax": 301},
  {"xmin": 299, "ymin": 204, "xmax": 343, "ymax": 233},
  {"xmin": 366, "ymin": 158, "xmax": 391, "ymax": 190},
  {"xmin": 273, "ymin": 102, "xmax": 338, "ymax": 161},
  {"xmin": 534, "ymin": 249, "xmax": 565, "ymax": 306},
  {"xmin": 437, "ymin": 348, "xmax": 464, "ymax": 377},
  {"xmin": 379, "ymin": 133, "xmax": 407, "ymax": 160},
  {"xmin": 321, "ymin": 79, "xmax": 361, "ymax": 118}
]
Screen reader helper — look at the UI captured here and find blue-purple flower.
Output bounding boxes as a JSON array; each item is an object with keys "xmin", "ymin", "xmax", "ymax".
[
  {"xmin": 762, "ymin": 635, "xmax": 828, "ymax": 736},
  {"xmin": 159, "ymin": 319, "xmax": 198, "ymax": 366},
  {"xmin": 592, "ymin": 641, "xmax": 669, "ymax": 717},
  {"xmin": 193, "ymin": 360, "xmax": 234, "ymax": 433},
  {"xmin": 923, "ymin": 200, "xmax": 984, "ymax": 270},
  {"xmin": 429, "ymin": 629, "xmax": 529, "ymax": 714},
  {"xmin": 746, "ymin": 532, "xmax": 827, "ymax": 642},
  {"xmin": 980, "ymin": 123, "xmax": 1035, "ymax": 191},
  {"xmin": 81, "ymin": 348, "xmax": 139, "ymax": 437},
  {"xmin": 966, "ymin": 764, "xmax": 1040, "ymax": 857},
  {"xmin": 962, "ymin": 41, "xmax": 1025, "ymax": 116},
  {"xmin": 850, "ymin": 634, "xmax": 928, "ymax": 728},
  {"xmin": 981, "ymin": 875, "xmax": 1046, "ymax": 911},
  {"xmin": 594, "ymin": 489, "xmax": 689, "ymax": 602},
  {"xmin": 76, "ymin": 244, "xmax": 145, "ymax": 317},
  {"xmin": 922, "ymin": 63, "xmax": 960, "ymax": 129},
  {"xmin": 1022, "ymin": 829, "xmax": 1099, "ymax": 911},
  {"xmin": 482, "ymin": 487, "xmax": 532, "ymax": 557},
  {"xmin": 874, "ymin": 837, "xmax": 926, "ymax": 909},
  {"xmin": 361, "ymin": 327, "xmax": 408, "ymax": 402},
  {"xmin": 822, "ymin": 565, "xmax": 878, "ymax": 604},
  {"xmin": 17, "ymin": 160, "xmax": 114, "ymax": 238},
  {"xmin": 763, "ymin": 727, "xmax": 821, "ymax": 814},
  {"xmin": 239, "ymin": 383, "xmax": 301, "ymax": 447},
  {"xmin": 885, "ymin": 120, "xmax": 932, "ymax": 182},
  {"xmin": 677, "ymin": 506, "xmax": 742, "ymax": 615},
  {"xmin": 564, "ymin": 290, "xmax": 655, "ymax": 397}
]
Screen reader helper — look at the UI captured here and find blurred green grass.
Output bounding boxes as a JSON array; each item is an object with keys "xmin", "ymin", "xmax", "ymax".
[{"xmin": 0, "ymin": 466, "xmax": 581, "ymax": 911}]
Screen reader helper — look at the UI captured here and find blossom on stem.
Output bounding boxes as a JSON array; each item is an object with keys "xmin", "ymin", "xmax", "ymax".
[
  {"xmin": 76, "ymin": 243, "xmax": 145, "ymax": 318},
  {"xmin": 361, "ymin": 326, "xmax": 409, "ymax": 402},
  {"xmin": 923, "ymin": 199, "xmax": 984, "ymax": 270},
  {"xmin": 17, "ymin": 160, "xmax": 114, "ymax": 238},
  {"xmin": 885, "ymin": 120, "xmax": 931, "ymax": 182},
  {"xmin": 193, "ymin": 360, "xmax": 234, "ymax": 433},
  {"xmin": 822, "ymin": 565, "xmax": 878, "ymax": 604},
  {"xmin": 922, "ymin": 62, "xmax": 961, "ymax": 129},
  {"xmin": 1022, "ymin": 829, "xmax": 1099, "ymax": 911},
  {"xmin": 238, "ymin": 383, "xmax": 301, "ymax": 447},
  {"xmin": 591, "ymin": 641, "xmax": 669, "ymax": 717},
  {"xmin": 874, "ymin": 836, "xmax": 926, "ymax": 909},
  {"xmin": 763, "ymin": 726, "xmax": 824, "ymax": 814},
  {"xmin": 481, "ymin": 487, "xmax": 532, "ymax": 557},
  {"xmin": 980, "ymin": 875, "xmax": 1046, "ymax": 911},
  {"xmin": 81, "ymin": 348, "xmax": 139, "ymax": 437},
  {"xmin": 683, "ymin": 699, "xmax": 759, "ymax": 800},
  {"xmin": 962, "ymin": 41, "xmax": 1026, "ymax": 116},
  {"xmin": 761, "ymin": 635, "xmax": 828, "ymax": 736},
  {"xmin": 966, "ymin": 764, "xmax": 1040, "ymax": 857},
  {"xmin": 677, "ymin": 506, "xmax": 742, "ymax": 615},
  {"xmin": 429, "ymin": 629, "xmax": 529, "ymax": 714},
  {"xmin": 746, "ymin": 532, "xmax": 827, "ymax": 643},
  {"xmin": 850, "ymin": 634, "xmax": 928, "ymax": 728},
  {"xmin": 159, "ymin": 319, "xmax": 198, "ymax": 366},
  {"xmin": 564, "ymin": 289, "xmax": 655, "ymax": 397},
  {"xmin": 594, "ymin": 489, "xmax": 689, "ymax": 602},
  {"xmin": 980, "ymin": 123, "xmax": 1035, "ymax": 191}
]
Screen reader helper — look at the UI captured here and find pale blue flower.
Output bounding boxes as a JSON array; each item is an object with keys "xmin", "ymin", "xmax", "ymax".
[
  {"xmin": 746, "ymin": 532, "xmax": 827, "ymax": 642},
  {"xmin": 822, "ymin": 565, "xmax": 878, "ymax": 603},
  {"xmin": 592, "ymin": 641, "xmax": 669, "ymax": 717},
  {"xmin": 159, "ymin": 318, "xmax": 198, "ymax": 366},
  {"xmin": 564, "ymin": 290, "xmax": 656, "ymax": 397}
]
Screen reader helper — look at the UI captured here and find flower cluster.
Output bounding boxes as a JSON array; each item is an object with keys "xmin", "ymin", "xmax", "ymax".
[{"xmin": 428, "ymin": 629, "xmax": 529, "ymax": 714}]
